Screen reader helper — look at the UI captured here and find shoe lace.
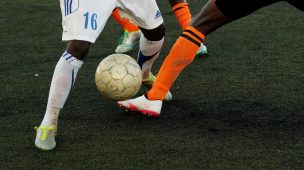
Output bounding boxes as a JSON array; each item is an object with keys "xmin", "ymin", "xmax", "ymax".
[{"xmin": 35, "ymin": 126, "xmax": 56, "ymax": 141}]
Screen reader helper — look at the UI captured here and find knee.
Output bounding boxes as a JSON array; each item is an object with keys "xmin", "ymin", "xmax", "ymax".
[
  {"xmin": 140, "ymin": 24, "xmax": 165, "ymax": 41},
  {"xmin": 67, "ymin": 40, "xmax": 91, "ymax": 60}
]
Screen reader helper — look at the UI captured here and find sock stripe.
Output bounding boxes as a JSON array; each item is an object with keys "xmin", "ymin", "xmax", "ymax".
[
  {"xmin": 71, "ymin": 68, "xmax": 75, "ymax": 87},
  {"xmin": 62, "ymin": 52, "xmax": 75, "ymax": 63},
  {"xmin": 65, "ymin": 55, "xmax": 73, "ymax": 60},
  {"xmin": 60, "ymin": 51, "xmax": 83, "ymax": 68},
  {"xmin": 173, "ymin": 7, "xmax": 184, "ymax": 12},
  {"xmin": 184, "ymin": 30, "xmax": 204, "ymax": 43},
  {"xmin": 137, "ymin": 50, "xmax": 160, "ymax": 68},
  {"xmin": 62, "ymin": 51, "xmax": 69, "ymax": 57},
  {"xmin": 180, "ymin": 34, "xmax": 201, "ymax": 47},
  {"xmin": 172, "ymin": 2, "xmax": 188, "ymax": 12},
  {"xmin": 63, "ymin": 54, "xmax": 72, "ymax": 61}
]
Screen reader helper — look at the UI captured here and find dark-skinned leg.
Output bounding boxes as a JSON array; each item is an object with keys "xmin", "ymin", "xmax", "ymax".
[
  {"xmin": 116, "ymin": 0, "xmax": 235, "ymax": 115},
  {"xmin": 117, "ymin": 0, "xmax": 233, "ymax": 115},
  {"xmin": 191, "ymin": 0, "xmax": 231, "ymax": 35},
  {"xmin": 147, "ymin": 0, "xmax": 230, "ymax": 100},
  {"xmin": 66, "ymin": 40, "xmax": 91, "ymax": 60},
  {"xmin": 148, "ymin": 0, "xmax": 278, "ymax": 99},
  {"xmin": 117, "ymin": 0, "xmax": 291, "ymax": 116},
  {"xmin": 169, "ymin": 0, "xmax": 209, "ymax": 56}
]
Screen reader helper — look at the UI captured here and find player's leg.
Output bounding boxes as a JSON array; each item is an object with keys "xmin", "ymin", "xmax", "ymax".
[
  {"xmin": 137, "ymin": 25, "xmax": 165, "ymax": 82},
  {"xmin": 156, "ymin": 0, "xmax": 281, "ymax": 97},
  {"xmin": 117, "ymin": 26, "xmax": 206, "ymax": 116},
  {"xmin": 118, "ymin": 0, "xmax": 228, "ymax": 109},
  {"xmin": 118, "ymin": 0, "xmax": 272, "ymax": 116},
  {"xmin": 169, "ymin": 0, "xmax": 208, "ymax": 56},
  {"xmin": 169, "ymin": 0, "xmax": 192, "ymax": 30},
  {"xmin": 117, "ymin": 24, "xmax": 169, "ymax": 116},
  {"xmin": 116, "ymin": 0, "xmax": 172, "ymax": 102},
  {"xmin": 35, "ymin": 0, "xmax": 114, "ymax": 151},
  {"xmin": 39, "ymin": 40, "xmax": 89, "ymax": 126},
  {"xmin": 138, "ymin": 24, "xmax": 173, "ymax": 101},
  {"xmin": 145, "ymin": 0, "xmax": 230, "ymax": 103},
  {"xmin": 35, "ymin": 40, "xmax": 87, "ymax": 151},
  {"xmin": 111, "ymin": 8, "xmax": 141, "ymax": 53}
]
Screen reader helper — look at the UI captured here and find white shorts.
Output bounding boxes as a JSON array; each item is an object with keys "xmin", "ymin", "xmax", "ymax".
[{"xmin": 60, "ymin": 0, "xmax": 164, "ymax": 43}]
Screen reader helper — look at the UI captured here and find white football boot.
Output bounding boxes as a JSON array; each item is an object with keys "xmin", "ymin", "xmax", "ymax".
[
  {"xmin": 117, "ymin": 95, "xmax": 162, "ymax": 117},
  {"xmin": 34, "ymin": 125, "xmax": 57, "ymax": 151},
  {"xmin": 115, "ymin": 30, "xmax": 141, "ymax": 53}
]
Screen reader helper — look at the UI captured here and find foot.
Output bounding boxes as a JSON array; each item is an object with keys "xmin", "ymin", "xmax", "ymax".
[
  {"xmin": 34, "ymin": 125, "xmax": 57, "ymax": 151},
  {"xmin": 196, "ymin": 43, "xmax": 208, "ymax": 57},
  {"xmin": 115, "ymin": 30, "xmax": 141, "ymax": 53},
  {"xmin": 142, "ymin": 72, "xmax": 173, "ymax": 101},
  {"xmin": 117, "ymin": 95, "xmax": 162, "ymax": 117}
]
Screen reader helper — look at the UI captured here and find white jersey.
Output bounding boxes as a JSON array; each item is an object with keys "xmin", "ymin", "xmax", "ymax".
[{"xmin": 60, "ymin": 0, "xmax": 164, "ymax": 43}]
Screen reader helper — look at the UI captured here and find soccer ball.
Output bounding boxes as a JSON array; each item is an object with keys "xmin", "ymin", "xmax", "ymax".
[{"xmin": 95, "ymin": 54, "xmax": 142, "ymax": 101}]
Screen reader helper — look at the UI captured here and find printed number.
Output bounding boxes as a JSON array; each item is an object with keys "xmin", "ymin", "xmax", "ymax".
[{"xmin": 84, "ymin": 12, "xmax": 97, "ymax": 30}]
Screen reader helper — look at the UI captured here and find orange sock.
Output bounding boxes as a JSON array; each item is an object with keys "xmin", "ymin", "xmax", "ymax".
[
  {"xmin": 172, "ymin": 2, "xmax": 192, "ymax": 30},
  {"xmin": 111, "ymin": 8, "xmax": 139, "ymax": 32},
  {"xmin": 147, "ymin": 27, "xmax": 205, "ymax": 100}
]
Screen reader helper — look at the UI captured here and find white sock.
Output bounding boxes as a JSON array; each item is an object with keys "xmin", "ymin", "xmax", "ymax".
[
  {"xmin": 137, "ymin": 35, "xmax": 164, "ymax": 80},
  {"xmin": 40, "ymin": 51, "xmax": 83, "ymax": 126}
]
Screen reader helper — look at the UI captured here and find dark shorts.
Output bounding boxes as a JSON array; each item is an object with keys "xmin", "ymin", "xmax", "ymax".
[{"xmin": 215, "ymin": 0, "xmax": 304, "ymax": 19}]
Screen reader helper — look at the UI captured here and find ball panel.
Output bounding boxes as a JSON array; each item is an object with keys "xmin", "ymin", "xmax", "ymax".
[
  {"xmin": 97, "ymin": 58, "xmax": 116, "ymax": 71},
  {"xmin": 113, "ymin": 54, "xmax": 130, "ymax": 64},
  {"xmin": 120, "ymin": 87, "xmax": 138, "ymax": 99},
  {"xmin": 95, "ymin": 79, "xmax": 109, "ymax": 97},
  {"xmin": 126, "ymin": 62, "xmax": 141, "ymax": 77},
  {"xmin": 110, "ymin": 64, "xmax": 127, "ymax": 80}
]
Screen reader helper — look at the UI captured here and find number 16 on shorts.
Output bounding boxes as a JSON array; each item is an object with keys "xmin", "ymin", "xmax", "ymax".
[{"xmin": 83, "ymin": 12, "xmax": 97, "ymax": 30}]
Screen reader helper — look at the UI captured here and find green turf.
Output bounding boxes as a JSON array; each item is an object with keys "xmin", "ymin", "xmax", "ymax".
[{"xmin": 1, "ymin": 0, "xmax": 304, "ymax": 169}]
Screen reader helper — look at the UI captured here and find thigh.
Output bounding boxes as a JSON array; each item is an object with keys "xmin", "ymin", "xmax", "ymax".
[
  {"xmin": 60, "ymin": 0, "xmax": 116, "ymax": 43},
  {"xmin": 117, "ymin": 0, "xmax": 164, "ymax": 30},
  {"xmin": 215, "ymin": 0, "xmax": 279, "ymax": 20}
]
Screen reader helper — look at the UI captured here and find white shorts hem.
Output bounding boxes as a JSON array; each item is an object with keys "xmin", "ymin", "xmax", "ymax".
[{"xmin": 62, "ymin": 35, "xmax": 96, "ymax": 43}]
